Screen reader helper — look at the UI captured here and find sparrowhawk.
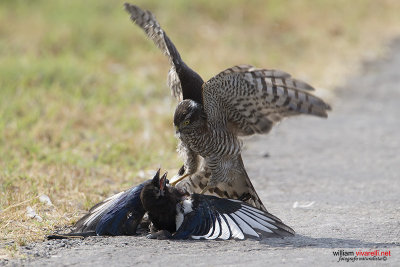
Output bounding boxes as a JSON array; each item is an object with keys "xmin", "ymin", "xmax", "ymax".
[{"xmin": 124, "ymin": 4, "xmax": 330, "ymax": 212}]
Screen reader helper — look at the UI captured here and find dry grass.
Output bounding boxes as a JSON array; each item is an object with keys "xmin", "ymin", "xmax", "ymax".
[{"xmin": 1, "ymin": 0, "xmax": 400, "ymax": 258}]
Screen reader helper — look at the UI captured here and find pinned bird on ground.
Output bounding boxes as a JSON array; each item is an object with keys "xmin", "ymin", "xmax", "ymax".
[
  {"xmin": 125, "ymin": 4, "xmax": 330, "ymax": 211},
  {"xmin": 48, "ymin": 170, "xmax": 294, "ymax": 240}
]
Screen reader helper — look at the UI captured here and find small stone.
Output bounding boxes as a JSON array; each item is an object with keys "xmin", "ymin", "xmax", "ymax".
[
  {"xmin": 26, "ymin": 206, "xmax": 43, "ymax": 222},
  {"xmin": 39, "ymin": 195, "xmax": 53, "ymax": 206}
]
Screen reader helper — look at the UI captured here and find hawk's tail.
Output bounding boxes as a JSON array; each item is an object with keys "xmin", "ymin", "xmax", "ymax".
[
  {"xmin": 175, "ymin": 156, "xmax": 269, "ymax": 213},
  {"xmin": 236, "ymin": 154, "xmax": 269, "ymax": 213}
]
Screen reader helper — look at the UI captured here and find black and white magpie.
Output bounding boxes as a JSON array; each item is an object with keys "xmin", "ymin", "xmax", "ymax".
[{"xmin": 48, "ymin": 170, "xmax": 294, "ymax": 240}]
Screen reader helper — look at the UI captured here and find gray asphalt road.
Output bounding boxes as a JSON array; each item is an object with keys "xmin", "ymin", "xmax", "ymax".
[{"xmin": 7, "ymin": 40, "xmax": 400, "ymax": 266}]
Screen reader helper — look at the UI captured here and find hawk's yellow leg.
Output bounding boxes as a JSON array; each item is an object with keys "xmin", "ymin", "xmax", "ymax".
[{"xmin": 170, "ymin": 173, "xmax": 190, "ymax": 186}]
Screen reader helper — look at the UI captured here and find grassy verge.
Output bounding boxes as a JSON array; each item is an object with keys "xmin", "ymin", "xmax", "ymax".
[{"xmin": 1, "ymin": 0, "xmax": 400, "ymax": 258}]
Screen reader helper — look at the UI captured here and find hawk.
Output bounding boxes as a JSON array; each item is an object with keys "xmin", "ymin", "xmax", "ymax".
[
  {"xmin": 124, "ymin": 4, "xmax": 330, "ymax": 212},
  {"xmin": 172, "ymin": 66, "xmax": 330, "ymax": 208}
]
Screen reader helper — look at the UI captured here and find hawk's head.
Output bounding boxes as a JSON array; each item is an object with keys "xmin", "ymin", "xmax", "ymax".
[{"xmin": 173, "ymin": 100, "xmax": 206, "ymax": 134}]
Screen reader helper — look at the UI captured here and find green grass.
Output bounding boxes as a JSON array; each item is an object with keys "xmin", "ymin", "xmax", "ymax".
[{"xmin": 1, "ymin": 0, "xmax": 400, "ymax": 258}]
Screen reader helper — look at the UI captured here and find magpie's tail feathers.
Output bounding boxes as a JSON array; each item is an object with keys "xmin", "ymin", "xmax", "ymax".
[{"xmin": 47, "ymin": 231, "xmax": 96, "ymax": 240}]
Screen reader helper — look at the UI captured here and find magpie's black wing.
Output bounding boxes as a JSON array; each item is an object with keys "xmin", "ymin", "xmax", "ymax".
[
  {"xmin": 173, "ymin": 194, "xmax": 295, "ymax": 240},
  {"xmin": 71, "ymin": 181, "xmax": 149, "ymax": 236},
  {"xmin": 124, "ymin": 3, "xmax": 204, "ymax": 102}
]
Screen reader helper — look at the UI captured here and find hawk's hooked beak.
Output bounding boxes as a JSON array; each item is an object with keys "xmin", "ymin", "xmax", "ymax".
[
  {"xmin": 159, "ymin": 172, "xmax": 168, "ymax": 196},
  {"xmin": 174, "ymin": 125, "xmax": 179, "ymax": 134}
]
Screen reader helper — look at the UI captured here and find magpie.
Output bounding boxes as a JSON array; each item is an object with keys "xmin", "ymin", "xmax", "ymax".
[{"xmin": 48, "ymin": 169, "xmax": 294, "ymax": 240}]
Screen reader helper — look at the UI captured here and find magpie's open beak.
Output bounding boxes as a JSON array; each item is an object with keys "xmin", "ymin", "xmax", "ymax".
[
  {"xmin": 159, "ymin": 172, "xmax": 168, "ymax": 196},
  {"xmin": 152, "ymin": 168, "xmax": 161, "ymax": 186}
]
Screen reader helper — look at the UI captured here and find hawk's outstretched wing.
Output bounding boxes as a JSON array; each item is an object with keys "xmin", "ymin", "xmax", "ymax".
[
  {"xmin": 215, "ymin": 64, "xmax": 316, "ymax": 91},
  {"xmin": 124, "ymin": 3, "xmax": 203, "ymax": 102},
  {"xmin": 202, "ymin": 65, "xmax": 331, "ymax": 136}
]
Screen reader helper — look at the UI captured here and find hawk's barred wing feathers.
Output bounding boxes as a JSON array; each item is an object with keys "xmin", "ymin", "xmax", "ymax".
[
  {"xmin": 124, "ymin": 3, "xmax": 203, "ymax": 102},
  {"xmin": 202, "ymin": 65, "xmax": 331, "ymax": 136}
]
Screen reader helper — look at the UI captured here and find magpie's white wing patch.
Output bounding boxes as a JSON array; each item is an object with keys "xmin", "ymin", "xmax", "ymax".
[
  {"xmin": 174, "ymin": 194, "xmax": 294, "ymax": 240},
  {"xmin": 175, "ymin": 199, "xmax": 193, "ymax": 231}
]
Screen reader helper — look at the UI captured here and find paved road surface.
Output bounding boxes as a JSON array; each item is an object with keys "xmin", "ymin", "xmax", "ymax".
[{"xmin": 6, "ymin": 40, "xmax": 400, "ymax": 266}]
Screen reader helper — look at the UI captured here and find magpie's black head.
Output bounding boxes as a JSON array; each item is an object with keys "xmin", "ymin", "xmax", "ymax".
[
  {"xmin": 145, "ymin": 168, "xmax": 168, "ymax": 200},
  {"xmin": 140, "ymin": 169, "xmax": 187, "ymax": 233},
  {"xmin": 142, "ymin": 169, "xmax": 188, "ymax": 203},
  {"xmin": 140, "ymin": 169, "xmax": 183, "ymax": 212},
  {"xmin": 174, "ymin": 99, "xmax": 206, "ymax": 134}
]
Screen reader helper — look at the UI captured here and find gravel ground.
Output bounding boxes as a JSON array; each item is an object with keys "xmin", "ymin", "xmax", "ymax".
[{"xmin": 4, "ymin": 40, "xmax": 400, "ymax": 266}]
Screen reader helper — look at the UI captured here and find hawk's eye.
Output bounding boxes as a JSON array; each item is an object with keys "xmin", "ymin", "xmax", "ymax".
[{"xmin": 182, "ymin": 120, "xmax": 190, "ymax": 126}]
